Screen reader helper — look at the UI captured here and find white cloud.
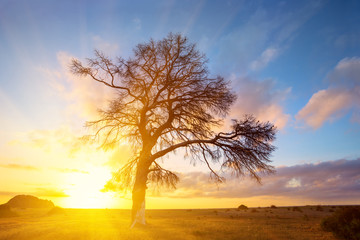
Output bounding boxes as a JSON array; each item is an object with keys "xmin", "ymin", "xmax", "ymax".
[
  {"xmin": 250, "ymin": 47, "xmax": 279, "ymax": 71},
  {"xmin": 286, "ymin": 178, "xmax": 301, "ymax": 188},
  {"xmin": 296, "ymin": 57, "xmax": 360, "ymax": 129}
]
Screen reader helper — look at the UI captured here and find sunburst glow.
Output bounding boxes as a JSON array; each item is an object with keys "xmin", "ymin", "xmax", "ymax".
[{"xmin": 58, "ymin": 165, "xmax": 130, "ymax": 209}]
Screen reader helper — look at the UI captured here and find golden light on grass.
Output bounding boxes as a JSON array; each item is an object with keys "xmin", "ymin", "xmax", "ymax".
[{"xmin": 0, "ymin": 207, "xmax": 338, "ymax": 240}]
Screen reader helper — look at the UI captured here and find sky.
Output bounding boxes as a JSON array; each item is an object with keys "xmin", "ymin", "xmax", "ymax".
[{"xmin": 0, "ymin": 0, "xmax": 359, "ymax": 209}]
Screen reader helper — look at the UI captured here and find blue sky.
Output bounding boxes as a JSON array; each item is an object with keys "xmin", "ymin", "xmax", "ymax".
[{"xmin": 0, "ymin": 0, "xmax": 359, "ymax": 208}]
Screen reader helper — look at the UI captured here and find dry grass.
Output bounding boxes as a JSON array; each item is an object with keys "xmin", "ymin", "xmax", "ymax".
[{"xmin": 0, "ymin": 206, "xmax": 338, "ymax": 240}]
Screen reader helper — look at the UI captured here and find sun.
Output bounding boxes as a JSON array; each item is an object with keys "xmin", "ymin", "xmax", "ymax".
[
  {"xmin": 51, "ymin": 141, "xmax": 133, "ymax": 209},
  {"xmin": 59, "ymin": 166, "xmax": 124, "ymax": 209}
]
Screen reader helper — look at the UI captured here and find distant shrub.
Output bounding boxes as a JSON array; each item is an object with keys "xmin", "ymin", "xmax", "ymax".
[
  {"xmin": 238, "ymin": 204, "xmax": 248, "ymax": 210},
  {"xmin": 270, "ymin": 205, "xmax": 277, "ymax": 209},
  {"xmin": 316, "ymin": 205, "xmax": 323, "ymax": 212},
  {"xmin": 292, "ymin": 207, "xmax": 302, "ymax": 212},
  {"xmin": 251, "ymin": 209, "xmax": 257, "ymax": 213},
  {"xmin": 321, "ymin": 207, "xmax": 360, "ymax": 240},
  {"xmin": 192, "ymin": 230, "xmax": 206, "ymax": 237}
]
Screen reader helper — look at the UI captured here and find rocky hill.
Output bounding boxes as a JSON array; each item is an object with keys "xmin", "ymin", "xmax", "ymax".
[
  {"xmin": 4, "ymin": 195, "xmax": 54, "ymax": 208},
  {"xmin": 0, "ymin": 204, "xmax": 17, "ymax": 218}
]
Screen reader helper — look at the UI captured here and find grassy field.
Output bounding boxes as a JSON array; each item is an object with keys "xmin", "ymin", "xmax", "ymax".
[{"xmin": 0, "ymin": 206, "xmax": 338, "ymax": 240}]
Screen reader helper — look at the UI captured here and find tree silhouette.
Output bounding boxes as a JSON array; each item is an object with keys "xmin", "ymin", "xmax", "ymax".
[{"xmin": 71, "ymin": 33, "xmax": 276, "ymax": 227}]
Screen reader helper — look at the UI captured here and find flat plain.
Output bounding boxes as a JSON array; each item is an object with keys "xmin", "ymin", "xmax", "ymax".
[{"xmin": 0, "ymin": 206, "xmax": 338, "ymax": 240}]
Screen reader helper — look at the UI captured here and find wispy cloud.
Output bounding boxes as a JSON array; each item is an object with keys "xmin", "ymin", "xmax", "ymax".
[
  {"xmin": 34, "ymin": 188, "xmax": 69, "ymax": 198},
  {"xmin": 212, "ymin": 1, "xmax": 323, "ymax": 74},
  {"xmin": 0, "ymin": 191, "xmax": 23, "ymax": 196},
  {"xmin": 9, "ymin": 126, "xmax": 83, "ymax": 155},
  {"xmin": 38, "ymin": 51, "xmax": 117, "ymax": 122},
  {"xmin": 154, "ymin": 158, "xmax": 360, "ymax": 203},
  {"xmin": 0, "ymin": 163, "xmax": 89, "ymax": 174},
  {"xmin": 334, "ymin": 32, "xmax": 360, "ymax": 49},
  {"xmin": 182, "ymin": 0, "xmax": 205, "ymax": 35},
  {"xmin": 296, "ymin": 57, "xmax": 360, "ymax": 128},
  {"xmin": 53, "ymin": 167, "xmax": 89, "ymax": 174},
  {"xmin": 0, "ymin": 163, "xmax": 40, "ymax": 171},
  {"xmin": 250, "ymin": 47, "xmax": 279, "ymax": 71},
  {"xmin": 0, "ymin": 188, "xmax": 69, "ymax": 198},
  {"xmin": 132, "ymin": 18, "xmax": 142, "ymax": 31},
  {"xmin": 92, "ymin": 35, "xmax": 119, "ymax": 55}
]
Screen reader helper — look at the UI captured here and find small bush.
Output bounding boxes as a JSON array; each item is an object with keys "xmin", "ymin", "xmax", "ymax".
[
  {"xmin": 270, "ymin": 205, "xmax": 277, "ymax": 209},
  {"xmin": 251, "ymin": 209, "xmax": 257, "ymax": 213},
  {"xmin": 316, "ymin": 205, "xmax": 323, "ymax": 211},
  {"xmin": 192, "ymin": 230, "xmax": 206, "ymax": 237},
  {"xmin": 321, "ymin": 207, "xmax": 360, "ymax": 240},
  {"xmin": 292, "ymin": 207, "xmax": 302, "ymax": 212},
  {"xmin": 238, "ymin": 204, "xmax": 248, "ymax": 210}
]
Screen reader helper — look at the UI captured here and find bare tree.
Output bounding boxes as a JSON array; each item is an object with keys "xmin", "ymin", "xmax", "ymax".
[{"xmin": 71, "ymin": 33, "xmax": 276, "ymax": 227}]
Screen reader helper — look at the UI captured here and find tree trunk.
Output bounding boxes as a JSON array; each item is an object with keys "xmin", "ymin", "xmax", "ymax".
[{"xmin": 130, "ymin": 160, "xmax": 150, "ymax": 228}]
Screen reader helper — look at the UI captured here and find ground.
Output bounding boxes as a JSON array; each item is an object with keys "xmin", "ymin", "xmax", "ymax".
[{"xmin": 0, "ymin": 206, "xmax": 338, "ymax": 240}]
